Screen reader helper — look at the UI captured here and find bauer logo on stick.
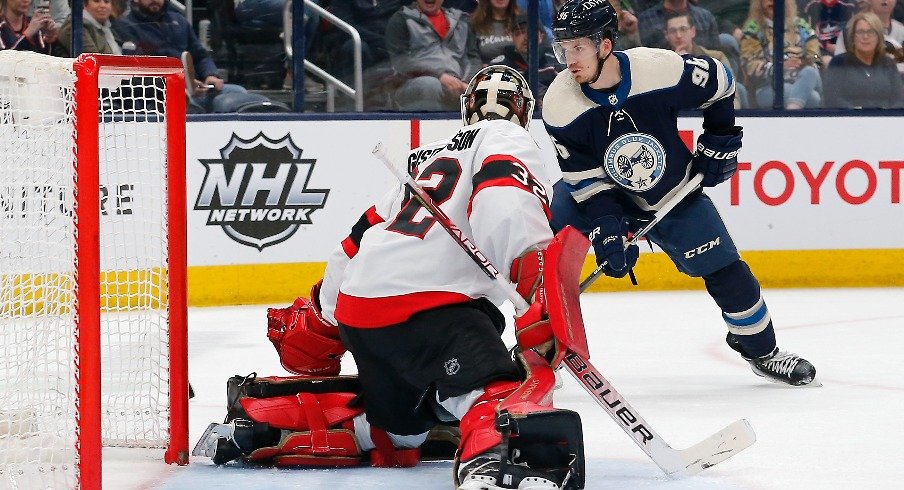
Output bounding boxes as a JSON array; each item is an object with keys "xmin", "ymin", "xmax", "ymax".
[{"xmin": 195, "ymin": 132, "xmax": 330, "ymax": 250}]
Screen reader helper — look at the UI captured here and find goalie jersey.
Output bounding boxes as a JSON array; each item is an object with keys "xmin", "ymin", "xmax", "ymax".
[
  {"xmin": 543, "ymin": 47, "xmax": 736, "ymax": 218},
  {"xmin": 319, "ymin": 119, "xmax": 555, "ymax": 328}
]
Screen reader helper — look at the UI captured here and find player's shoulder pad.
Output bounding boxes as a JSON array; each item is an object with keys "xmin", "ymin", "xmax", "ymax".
[
  {"xmin": 542, "ymin": 70, "xmax": 599, "ymax": 129},
  {"xmin": 623, "ymin": 47, "xmax": 686, "ymax": 98}
]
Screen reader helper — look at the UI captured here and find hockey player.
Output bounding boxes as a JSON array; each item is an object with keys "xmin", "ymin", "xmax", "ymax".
[
  {"xmin": 542, "ymin": 0, "xmax": 818, "ymax": 386},
  {"xmin": 194, "ymin": 65, "xmax": 586, "ymax": 490}
]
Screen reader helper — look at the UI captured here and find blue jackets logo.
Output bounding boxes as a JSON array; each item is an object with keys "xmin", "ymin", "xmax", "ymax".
[
  {"xmin": 603, "ymin": 132, "xmax": 666, "ymax": 192},
  {"xmin": 194, "ymin": 133, "xmax": 329, "ymax": 251}
]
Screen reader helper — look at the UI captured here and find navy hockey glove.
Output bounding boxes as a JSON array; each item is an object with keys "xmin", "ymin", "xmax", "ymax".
[
  {"xmin": 693, "ymin": 126, "xmax": 743, "ymax": 187},
  {"xmin": 588, "ymin": 216, "xmax": 639, "ymax": 279}
]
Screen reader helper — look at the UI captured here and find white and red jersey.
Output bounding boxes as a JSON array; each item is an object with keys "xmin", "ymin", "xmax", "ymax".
[{"xmin": 319, "ymin": 119, "xmax": 555, "ymax": 328}]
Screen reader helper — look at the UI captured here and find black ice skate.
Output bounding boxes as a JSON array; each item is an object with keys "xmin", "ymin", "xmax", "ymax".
[
  {"xmin": 726, "ymin": 334, "xmax": 818, "ymax": 386},
  {"xmin": 456, "ymin": 446, "xmax": 562, "ymax": 490},
  {"xmin": 192, "ymin": 418, "xmax": 281, "ymax": 465}
]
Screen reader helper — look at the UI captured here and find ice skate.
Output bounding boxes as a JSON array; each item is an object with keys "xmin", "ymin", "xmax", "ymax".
[
  {"xmin": 192, "ymin": 418, "xmax": 274, "ymax": 465},
  {"xmin": 456, "ymin": 446, "xmax": 563, "ymax": 490},
  {"xmin": 727, "ymin": 334, "xmax": 819, "ymax": 386}
]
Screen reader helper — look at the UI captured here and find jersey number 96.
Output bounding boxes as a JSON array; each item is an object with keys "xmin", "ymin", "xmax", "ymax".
[{"xmin": 685, "ymin": 58, "xmax": 710, "ymax": 87}]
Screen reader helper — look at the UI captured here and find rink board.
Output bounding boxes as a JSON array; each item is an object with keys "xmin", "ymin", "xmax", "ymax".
[{"xmin": 181, "ymin": 116, "xmax": 904, "ymax": 305}]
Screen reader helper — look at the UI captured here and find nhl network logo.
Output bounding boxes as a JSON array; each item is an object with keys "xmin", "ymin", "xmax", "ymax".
[{"xmin": 194, "ymin": 132, "xmax": 329, "ymax": 251}]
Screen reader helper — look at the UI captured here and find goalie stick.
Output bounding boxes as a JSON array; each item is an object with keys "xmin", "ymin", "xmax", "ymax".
[
  {"xmin": 372, "ymin": 144, "xmax": 755, "ymax": 478},
  {"xmin": 579, "ymin": 173, "xmax": 704, "ymax": 292}
]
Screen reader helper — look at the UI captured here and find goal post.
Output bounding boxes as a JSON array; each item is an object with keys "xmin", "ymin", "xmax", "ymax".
[{"xmin": 0, "ymin": 52, "xmax": 188, "ymax": 489}]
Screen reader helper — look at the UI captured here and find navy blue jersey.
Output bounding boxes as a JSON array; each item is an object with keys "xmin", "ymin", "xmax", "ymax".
[{"xmin": 542, "ymin": 47, "xmax": 735, "ymax": 219}]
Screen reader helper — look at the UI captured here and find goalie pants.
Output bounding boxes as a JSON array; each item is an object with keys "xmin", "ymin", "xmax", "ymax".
[{"xmin": 338, "ymin": 299, "xmax": 522, "ymax": 436}]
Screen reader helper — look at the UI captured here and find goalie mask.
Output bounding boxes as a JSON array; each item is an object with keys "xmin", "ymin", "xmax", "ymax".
[{"xmin": 461, "ymin": 65, "xmax": 535, "ymax": 129}]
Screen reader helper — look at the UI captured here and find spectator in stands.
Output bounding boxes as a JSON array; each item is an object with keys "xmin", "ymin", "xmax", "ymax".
[
  {"xmin": 609, "ymin": 0, "xmax": 642, "ymax": 48},
  {"xmin": 0, "ymin": 0, "xmax": 59, "ymax": 53},
  {"xmin": 664, "ymin": 10, "xmax": 749, "ymax": 107},
  {"xmin": 835, "ymin": 0, "xmax": 904, "ymax": 71},
  {"xmin": 445, "ymin": 0, "xmax": 477, "ymax": 13},
  {"xmin": 824, "ymin": 11, "xmax": 904, "ymax": 107},
  {"xmin": 637, "ymin": 0, "xmax": 721, "ymax": 49},
  {"xmin": 331, "ymin": 0, "xmax": 402, "ymax": 80},
  {"xmin": 115, "ymin": 0, "xmax": 253, "ymax": 112},
  {"xmin": 56, "ymin": 0, "xmax": 122, "ymax": 56},
  {"xmin": 471, "ymin": 0, "xmax": 519, "ymax": 63},
  {"xmin": 490, "ymin": 11, "xmax": 562, "ymax": 101},
  {"xmin": 384, "ymin": 0, "xmax": 481, "ymax": 111},
  {"xmin": 25, "ymin": 0, "xmax": 71, "ymax": 24},
  {"xmin": 741, "ymin": 0, "xmax": 823, "ymax": 109},
  {"xmin": 48, "ymin": 0, "xmax": 68, "ymax": 23},
  {"xmin": 515, "ymin": 0, "xmax": 555, "ymax": 38},
  {"xmin": 799, "ymin": 0, "xmax": 857, "ymax": 67}
]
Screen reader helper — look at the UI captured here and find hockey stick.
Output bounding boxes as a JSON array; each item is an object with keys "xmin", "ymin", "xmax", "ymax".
[
  {"xmin": 372, "ymin": 144, "xmax": 755, "ymax": 478},
  {"xmin": 579, "ymin": 173, "xmax": 704, "ymax": 292}
]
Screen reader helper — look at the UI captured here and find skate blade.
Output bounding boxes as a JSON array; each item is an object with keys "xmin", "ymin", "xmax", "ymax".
[
  {"xmin": 192, "ymin": 422, "xmax": 233, "ymax": 457},
  {"xmin": 759, "ymin": 373, "xmax": 823, "ymax": 388}
]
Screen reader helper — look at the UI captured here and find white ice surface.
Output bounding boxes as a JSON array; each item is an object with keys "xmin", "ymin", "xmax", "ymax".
[{"xmin": 103, "ymin": 288, "xmax": 904, "ymax": 489}]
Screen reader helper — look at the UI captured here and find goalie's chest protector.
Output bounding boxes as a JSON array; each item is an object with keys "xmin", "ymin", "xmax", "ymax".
[{"xmin": 333, "ymin": 120, "xmax": 554, "ymax": 328}]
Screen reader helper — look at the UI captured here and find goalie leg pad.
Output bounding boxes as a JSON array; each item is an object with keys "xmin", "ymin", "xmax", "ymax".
[
  {"xmin": 229, "ymin": 391, "xmax": 422, "ymax": 467},
  {"xmin": 457, "ymin": 380, "xmax": 521, "ymax": 463},
  {"xmin": 240, "ymin": 392, "xmax": 360, "ymax": 432}
]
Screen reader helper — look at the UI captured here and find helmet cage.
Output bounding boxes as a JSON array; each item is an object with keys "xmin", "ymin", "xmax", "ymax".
[{"xmin": 461, "ymin": 65, "xmax": 536, "ymax": 129}]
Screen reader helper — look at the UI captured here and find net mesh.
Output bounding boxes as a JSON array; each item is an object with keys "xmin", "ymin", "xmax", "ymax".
[{"xmin": 0, "ymin": 51, "xmax": 173, "ymax": 489}]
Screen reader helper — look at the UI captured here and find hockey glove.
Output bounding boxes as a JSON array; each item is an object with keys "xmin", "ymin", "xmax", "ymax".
[
  {"xmin": 266, "ymin": 281, "xmax": 346, "ymax": 376},
  {"xmin": 589, "ymin": 215, "xmax": 639, "ymax": 279},
  {"xmin": 692, "ymin": 126, "xmax": 743, "ymax": 187}
]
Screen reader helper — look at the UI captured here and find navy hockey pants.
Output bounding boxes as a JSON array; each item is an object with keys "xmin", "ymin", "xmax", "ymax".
[{"xmin": 549, "ymin": 181, "xmax": 740, "ymax": 277}]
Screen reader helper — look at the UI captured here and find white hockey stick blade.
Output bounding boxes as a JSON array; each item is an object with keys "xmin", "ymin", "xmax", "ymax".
[
  {"xmin": 563, "ymin": 352, "xmax": 755, "ymax": 478},
  {"xmin": 656, "ymin": 418, "xmax": 756, "ymax": 478}
]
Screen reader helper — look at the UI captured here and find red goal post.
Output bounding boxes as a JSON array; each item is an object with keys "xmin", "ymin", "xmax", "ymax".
[{"xmin": 0, "ymin": 53, "xmax": 188, "ymax": 489}]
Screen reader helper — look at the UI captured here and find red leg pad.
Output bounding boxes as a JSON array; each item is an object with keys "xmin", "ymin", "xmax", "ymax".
[
  {"xmin": 246, "ymin": 426, "xmax": 364, "ymax": 467},
  {"xmin": 499, "ymin": 349, "xmax": 557, "ymax": 415},
  {"xmin": 369, "ymin": 427, "xmax": 421, "ymax": 467},
  {"xmin": 240, "ymin": 392, "xmax": 360, "ymax": 432},
  {"xmin": 457, "ymin": 380, "xmax": 520, "ymax": 462}
]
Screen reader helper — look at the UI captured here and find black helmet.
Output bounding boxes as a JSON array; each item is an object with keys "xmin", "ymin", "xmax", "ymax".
[
  {"xmin": 552, "ymin": 0, "xmax": 618, "ymax": 44},
  {"xmin": 461, "ymin": 65, "xmax": 535, "ymax": 129}
]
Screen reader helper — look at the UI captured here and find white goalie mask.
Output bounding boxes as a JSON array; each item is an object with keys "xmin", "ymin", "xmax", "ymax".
[{"xmin": 461, "ymin": 65, "xmax": 535, "ymax": 129}]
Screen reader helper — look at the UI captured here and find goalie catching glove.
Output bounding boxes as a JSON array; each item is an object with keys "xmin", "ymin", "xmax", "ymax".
[
  {"xmin": 266, "ymin": 281, "xmax": 346, "ymax": 376},
  {"xmin": 692, "ymin": 126, "xmax": 743, "ymax": 187}
]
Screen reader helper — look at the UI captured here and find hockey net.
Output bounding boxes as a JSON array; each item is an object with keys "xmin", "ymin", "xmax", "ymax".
[{"xmin": 0, "ymin": 52, "xmax": 188, "ymax": 489}]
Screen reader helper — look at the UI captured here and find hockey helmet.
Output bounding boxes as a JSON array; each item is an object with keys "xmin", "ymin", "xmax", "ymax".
[
  {"xmin": 461, "ymin": 65, "xmax": 535, "ymax": 129},
  {"xmin": 552, "ymin": 0, "xmax": 618, "ymax": 62}
]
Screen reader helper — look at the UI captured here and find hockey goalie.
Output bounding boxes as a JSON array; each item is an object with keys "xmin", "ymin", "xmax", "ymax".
[{"xmin": 193, "ymin": 66, "xmax": 591, "ymax": 490}]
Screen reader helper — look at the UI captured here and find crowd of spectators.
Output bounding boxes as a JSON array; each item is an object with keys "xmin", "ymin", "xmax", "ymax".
[
  {"xmin": 2, "ymin": 0, "xmax": 903, "ymax": 111},
  {"xmin": 304, "ymin": 0, "xmax": 904, "ymax": 110}
]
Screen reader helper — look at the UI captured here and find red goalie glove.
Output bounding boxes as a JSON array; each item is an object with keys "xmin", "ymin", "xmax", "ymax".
[{"xmin": 267, "ymin": 281, "xmax": 346, "ymax": 376}]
